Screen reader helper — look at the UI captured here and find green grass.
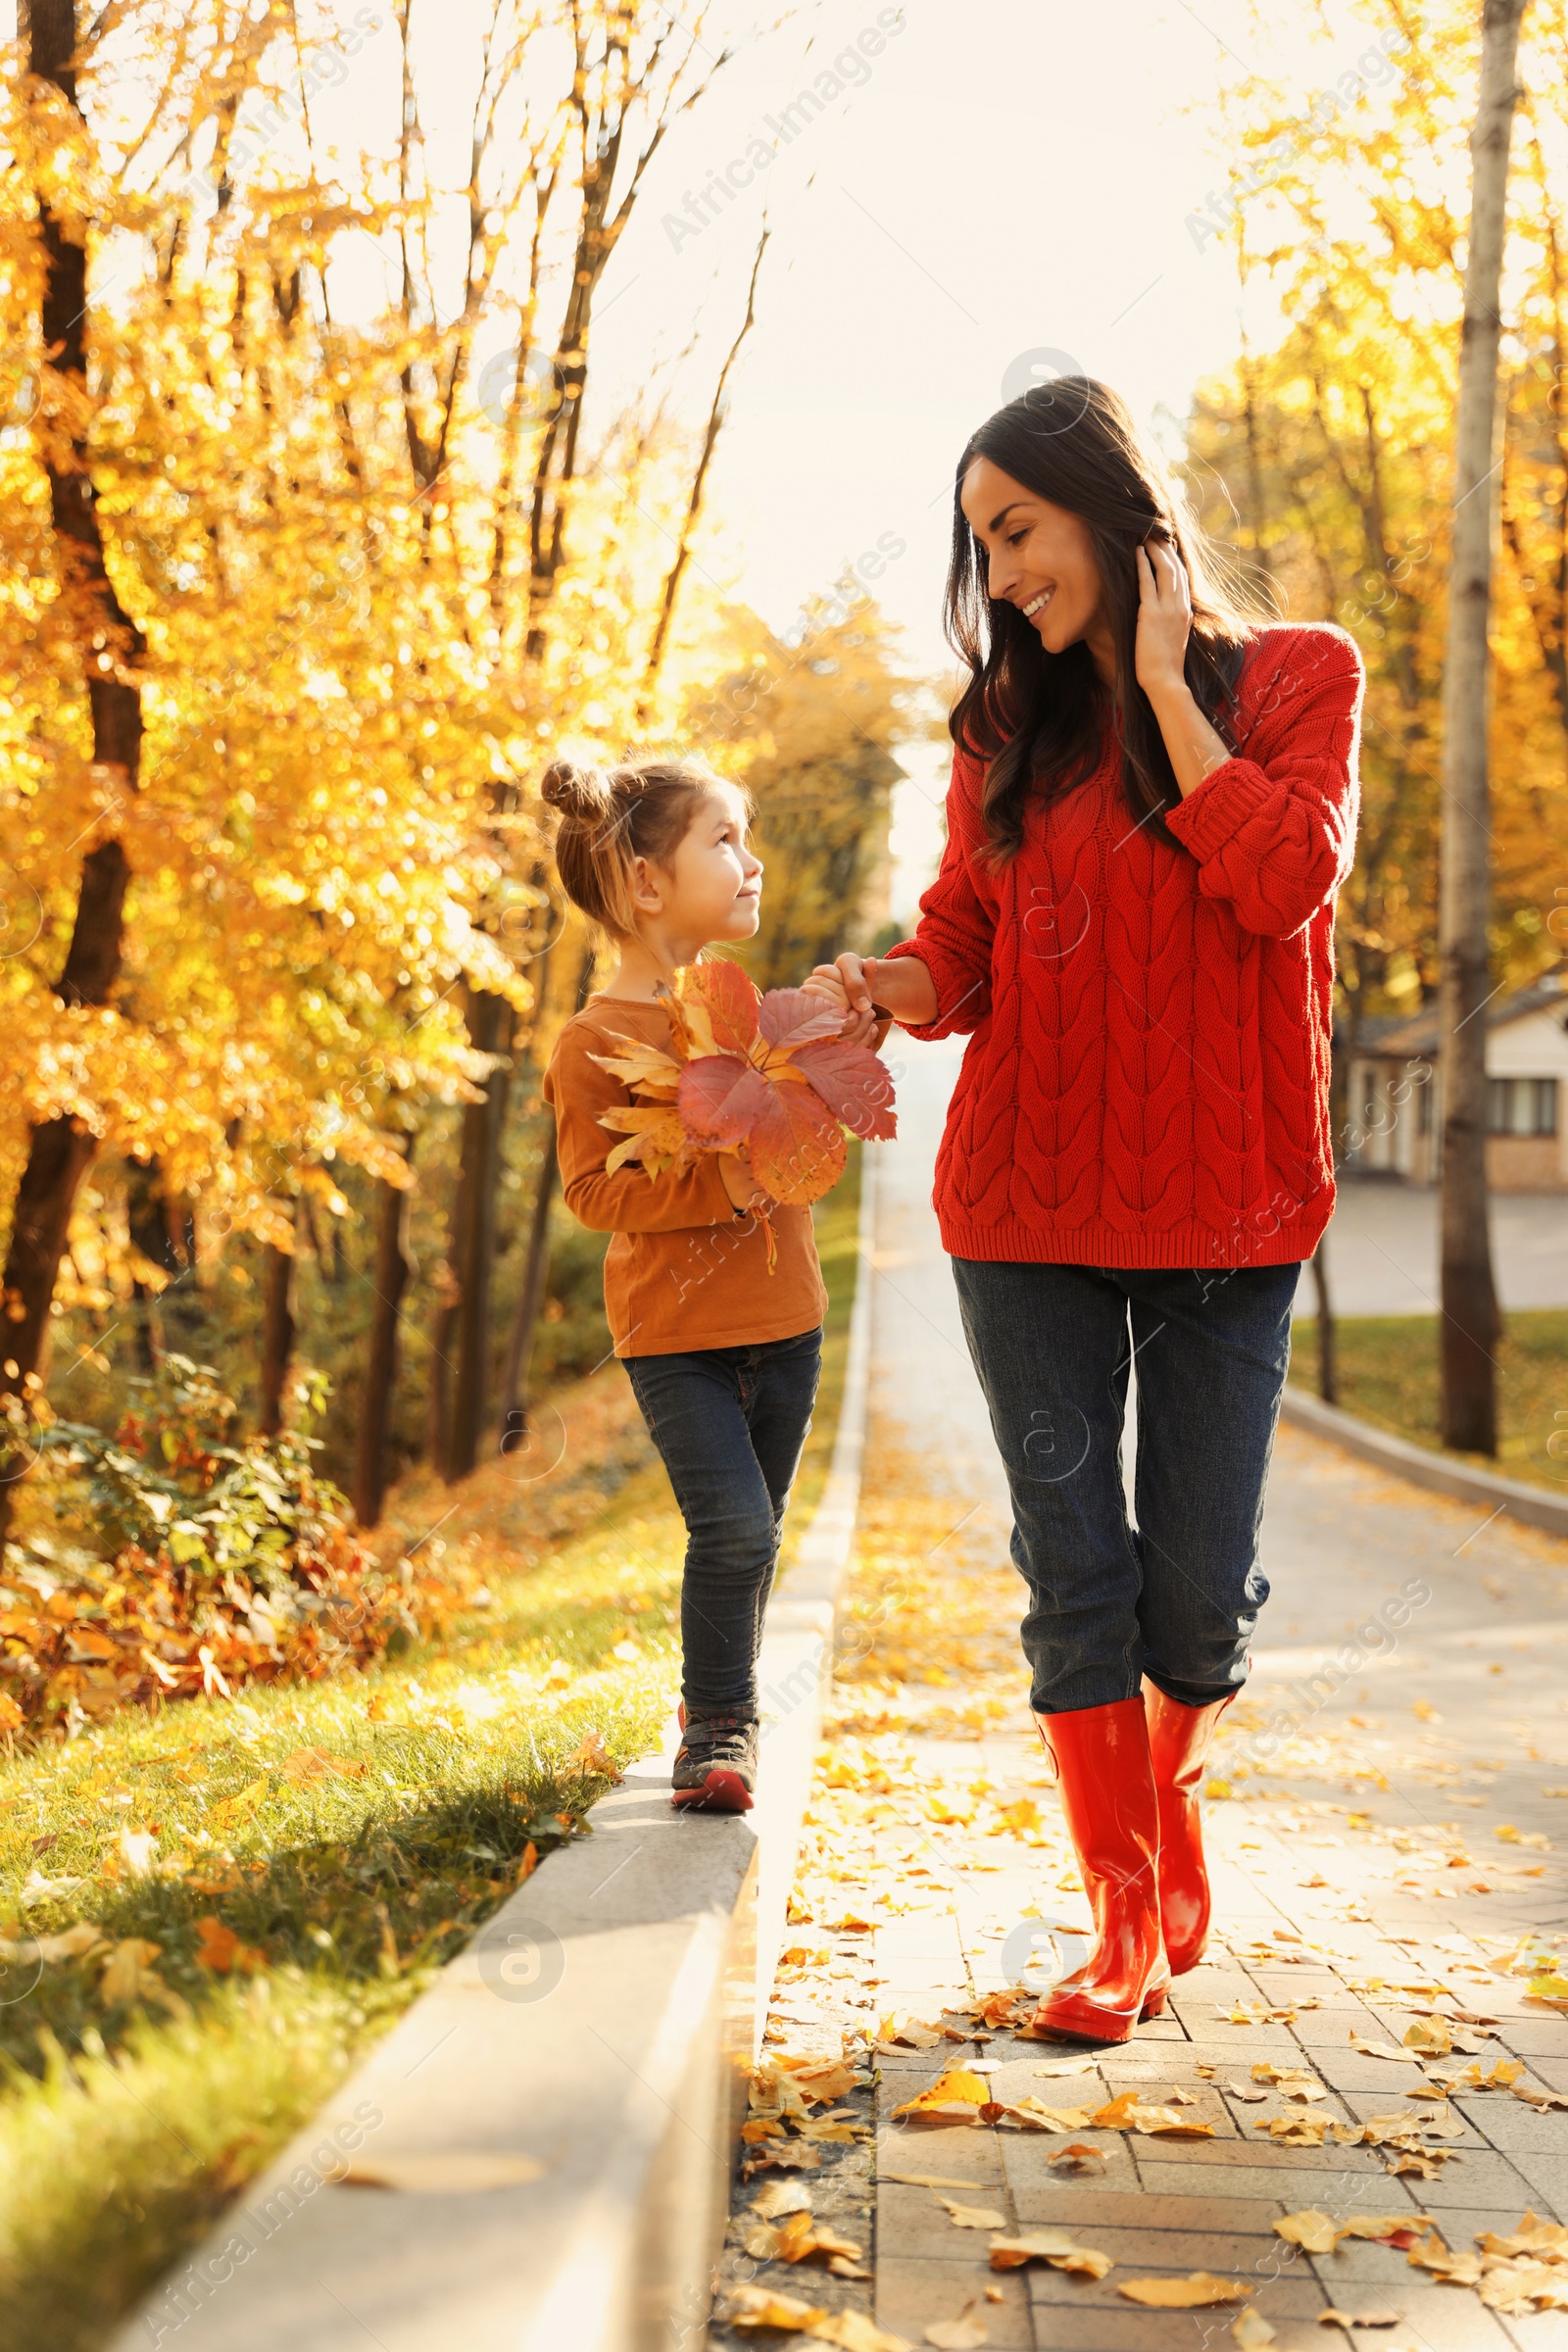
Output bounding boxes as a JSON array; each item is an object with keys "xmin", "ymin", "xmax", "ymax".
[
  {"xmin": 1290, "ymin": 1308, "xmax": 1568, "ymax": 1491},
  {"xmin": 0, "ymin": 1156, "xmax": 861, "ymax": 2352}
]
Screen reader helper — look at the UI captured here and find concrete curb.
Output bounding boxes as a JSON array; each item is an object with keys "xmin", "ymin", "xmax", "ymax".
[
  {"xmin": 1280, "ymin": 1384, "xmax": 1568, "ymax": 1540},
  {"xmin": 115, "ymin": 1154, "xmax": 877, "ymax": 2352}
]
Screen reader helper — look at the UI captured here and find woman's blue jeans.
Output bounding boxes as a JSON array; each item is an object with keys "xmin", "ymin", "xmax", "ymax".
[
  {"xmin": 951, "ymin": 1259, "xmax": 1299, "ymax": 1716},
  {"xmin": 623, "ymin": 1327, "xmax": 822, "ymax": 1716}
]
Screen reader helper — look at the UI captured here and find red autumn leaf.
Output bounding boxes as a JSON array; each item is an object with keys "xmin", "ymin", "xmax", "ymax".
[
  {"xmin": 747, "ymin": 1082, "xmax": 848, "ymax": 1205},
  {"xmin": 790, "ymin": 1040, "xmax": 899, "ymax": 1140},
  {"xmin": 757, "ymin": 988, "xmax": 845, "ymax": 1049},
  {"xmin": 677, "ymin": 1055, "xmax": 774, "ymax": 1148},
  {"xmin": 689, "ymin": 958, "xmax": 759, "ymax": 1054}
]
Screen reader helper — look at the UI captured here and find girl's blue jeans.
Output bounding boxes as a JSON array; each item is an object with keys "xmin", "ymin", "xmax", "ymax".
[
  {"xmin": 951, "ymin": 1258, "xmax": 1299, "ymax": 1716},
  {"xmin": 623, "ymin": 1325, "xmax": 822, "ymax": 1717}
]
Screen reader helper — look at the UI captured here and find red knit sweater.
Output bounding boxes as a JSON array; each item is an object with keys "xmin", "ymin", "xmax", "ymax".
[{"xmin": 885, "ymin": 622, "xmax": 1363, "ymax": 1269}]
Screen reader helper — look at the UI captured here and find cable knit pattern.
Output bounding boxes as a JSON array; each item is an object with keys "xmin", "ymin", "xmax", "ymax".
[{"xmin": 885, "ymin": 623, "xmax": 1363, "ymax": 1268}]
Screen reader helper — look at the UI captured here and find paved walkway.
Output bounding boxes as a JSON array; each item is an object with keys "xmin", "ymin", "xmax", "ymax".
[{"xmin": 712, "ymin": 1040, "xmax": 1568, "ymax": 2352}]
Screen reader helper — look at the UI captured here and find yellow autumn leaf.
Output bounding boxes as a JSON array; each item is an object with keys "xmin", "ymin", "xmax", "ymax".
[
  {"xmin": 1116, "ymin": 2275, "xmax": 1251, "ymax": 2308},
  {"xmin": 1273, "ymin": 2210, "xmax": 1339, "ymax": 2254},
  {"xmin": 892, "ymin": 2068, "xmax": 992, "ymax": 2123},
  {"xmin": 987, "ymin": 2230, "xmax": 1112, "ymax": 2278},
  {"xmin": 935, "ymin": 2196, "xmax": 1006, "ymax": 2230}
]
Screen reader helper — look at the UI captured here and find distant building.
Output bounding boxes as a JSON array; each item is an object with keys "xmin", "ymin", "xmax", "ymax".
[{"xmin": 1346, "ymin": 971, "xmax": 1567, "ymax": 1192}]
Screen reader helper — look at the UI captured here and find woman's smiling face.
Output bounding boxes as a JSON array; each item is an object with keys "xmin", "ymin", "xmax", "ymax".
[{"xmin": 959, "ymin": 455, "xmax": 1107, "ymax": 662}]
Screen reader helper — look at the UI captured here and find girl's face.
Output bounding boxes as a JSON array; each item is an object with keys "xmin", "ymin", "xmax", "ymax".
[
  {"xmin": 635, "ymin": 783, "xmax": 761, "ymax": 946},
  {"xmin": 959, "ymin": 456, "xmax": 1105, "ymax": 660}
]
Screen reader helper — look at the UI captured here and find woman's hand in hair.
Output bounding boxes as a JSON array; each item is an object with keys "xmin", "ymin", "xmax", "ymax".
[
  {"xmin": 1133, "ymin": 540, "xmax": 1194, "ymax": 702},
  {"xmin": 1135, "ymin": 541, "xmax": 1235, "ymax": 800}
]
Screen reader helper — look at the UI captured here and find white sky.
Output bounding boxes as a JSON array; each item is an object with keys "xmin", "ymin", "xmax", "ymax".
[
  {"xmin": 5, "ymin": 0, "xmax": 1410, "ymax": 911},
  {"xmin": 580, "ymin": 0, "xmax": 1396, "ymax": 906}
]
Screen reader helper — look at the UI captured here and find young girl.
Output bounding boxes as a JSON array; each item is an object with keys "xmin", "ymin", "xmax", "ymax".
[{"xmin": 541, "ymin": 754, "xmax": 828, "ymax": 1813}]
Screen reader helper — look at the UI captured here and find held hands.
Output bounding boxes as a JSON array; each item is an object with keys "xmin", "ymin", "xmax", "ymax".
[
  {"xmin": 1134, "ymin": 539, "xmax": 1194, "ymax": 705},
  {"xmin": 803, "ymin": 954, "xmax": 883, "ymax": 1048}
]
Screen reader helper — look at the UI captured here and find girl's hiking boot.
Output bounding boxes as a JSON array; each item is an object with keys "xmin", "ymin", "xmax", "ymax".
[{"xmin": 671, "ymin": 1711, "xmax": 759, "ymax": 1812}]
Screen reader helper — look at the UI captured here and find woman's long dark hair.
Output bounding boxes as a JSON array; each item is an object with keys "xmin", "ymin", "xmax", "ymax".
[{"xmin": 947, "ymin": 376, "xmax": 1271, "ymax": 862}]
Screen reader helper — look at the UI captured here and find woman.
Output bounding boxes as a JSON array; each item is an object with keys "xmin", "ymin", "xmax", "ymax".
[{"xmin": 809, "ymin": 378, "xmax": 1361, "ymax": 2043}]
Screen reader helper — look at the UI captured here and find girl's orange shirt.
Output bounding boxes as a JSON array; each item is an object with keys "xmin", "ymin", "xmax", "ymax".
[{"xmin": 543, "ymin": 996, "xmax": 828, "ymax": 1358}]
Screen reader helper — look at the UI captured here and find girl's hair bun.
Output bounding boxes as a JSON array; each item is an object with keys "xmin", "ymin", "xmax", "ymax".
[{"xmin": 540, "ymin": 757, "xmax": 612, "ymax": 817}]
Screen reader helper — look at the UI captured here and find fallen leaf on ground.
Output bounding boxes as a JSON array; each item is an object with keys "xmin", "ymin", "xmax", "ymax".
[
  {"xmin": 807, "ymin": 2312, "xmax": 912, "ymax": 2351},
  {"xmin": 1256, "ymin": 2114, "xmax": 1335, "ymax": 2146},
  {"xmin": 878, "ymin": 2020, "xmax": 944, "ymax": 2050},
  {"xmin": 1406, "ymin": 2234, "xmax": 1479, "ymax": 2283},
  {"xmin": 1047, "ymin": 2143, "xmax": 1105, "ymax": 2173},
  {"xmin": 1402, "ymin": 2018, "xmax": 1452, "ymax": 2054},
  {"xmin": 1319, "ymin": 2310, "xmax": 1399, "ymax": 2328},
  {"xmin": 787, "ymin": 2060, "xmax": 860, "ymax": 2103},
  {"xmin": 1001, "ymin": 2107, "xmax": 1100, "ymax": 2144},
  {"xmin": 1031, "ymin": 2055, "xmax": 1097, "ymax": 2079},
  {"xmin": 1349, "ymin": 2034, "xmax": 1419, "ymax": 2062},
  {"xmin": 1511, "ymin": 2082, "xmax": 1568, "ymax": 2111},
  {"xmin": 193, "ymin": 1915, "xmax": 266, "ymax": 1974},
  {"xmin": 340, "ymin": 2152, "xmax": 545, "ymax": 2192},
  {"xmin": 1091, "ymin": 2092, "xmax": 1214, "ymax": 2136},
  {"xmin": 924, "ymin": 2310, "xmax": 988, "ymax": 2350},
  {"xmin": 892, "ymin": 2068, "xmax": 991, "ymax": 2124},
  {"xmin": 1476, "ymin": 2213, "xmax": 1568, "ymax": 2258},
  {"xmin": 1480, "ymin": 2263, "xmax": 1568, "ymax": 2315},
  {"xmin": 988, "ymin": 2230, "xmax": 1112, "ymax": 2278},
  {"xmin": 752, "ymin": 2180, "xmax": 813, "ymax": 2220},
  {"xmin": 935, "ymin": 2197, "xmax": 1006, "ymax": 2230},
  {"xmin": 1232, "ymin": 2312, "xmax": 1276, "ymax": 2347},
  {"xmin": 1274, "ymin": 2210, "xmax": 1338, "ymax": 2254},
  {"xmin": 1117, "ymin": 2274, "xmax": 1250, "ymax": 2308},
  {"xmin": 1385, "ymin": 2148, "xmax": 1453, "ymax": 2179},
  {"xmin": 1250, "ymin": 2061, "xmax": 1327, "ymax": 2101},
  {"xmin": 21, "ymin": 1870, "xmax": 87, "ymax": 1906},
  {"xmin": 1228, "ymin": 2081, "xmax": 1269, "ymax": 2102},
  {"xmin": 724, "ymin": 2283, "xmax": 829, "ymax": 2331},
  {"xmin": 1334, "ymin": 2216, "xmax": 1434, "ymax": 2248},
  {"xmin": 98, "ymin": 1937, "xmax": 182, "ymax": 2012},
  {"xmin": 741, "ymin": 2143, "xmax": 822, "ymax": 2176},
  {"xmin": 35, "ymin": 1921, "xmax": 107, "ymax": 1963}
]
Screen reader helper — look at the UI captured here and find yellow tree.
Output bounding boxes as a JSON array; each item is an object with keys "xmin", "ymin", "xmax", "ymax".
[{"xmin": 0, "ymin": 0, "xmax": 753, "ymax": 1531}]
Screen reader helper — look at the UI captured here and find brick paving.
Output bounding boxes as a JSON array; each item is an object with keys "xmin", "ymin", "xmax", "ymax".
[{"xmin": 710, "ymin": 1041, "xmax": 1568, "ymax": 2352}]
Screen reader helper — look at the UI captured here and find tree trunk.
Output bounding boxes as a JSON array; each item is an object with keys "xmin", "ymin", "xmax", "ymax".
[
  {"xmin": 499, "ymin": 942, "xmax": 595, "ymax": 1449},
  {"xmin": 0, "ymin": 0, "xmax": 145, "ymax": 1539},
  {"xmin": 126, "ymin": 1156, "xmax": 188, "ymax": 1372},
  {"xmin": 500, "ymin": 1125, "xmax": 560, "ymax": 1453},
  {"xmin": 1438, "ymin": 0, "xmax": 1526, "ymax": 1456},
  {"xmin": 426, "ymin": 1298, "xmax": 458, "ymax": 1478},
  {"xmin": 1310, "ymin": 1243, "xmax": 1339, "ymax": 1407},
  {"xmin": 259, "ymin": 1232, "xmax": 296, "ymax": 1439},
  {"xmin": 446, "ymin": 990, "xmax": 516, "ymax": 1482},
  {"xmin": 354, "ymin": 1132, "xmax": 416, "ymax": 1528}
]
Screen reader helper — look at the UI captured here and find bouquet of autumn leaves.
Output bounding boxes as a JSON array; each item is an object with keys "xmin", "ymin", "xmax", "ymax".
[{"xmin": 591, "ymin": 961, "xmax": 896, "ymax": 1256}]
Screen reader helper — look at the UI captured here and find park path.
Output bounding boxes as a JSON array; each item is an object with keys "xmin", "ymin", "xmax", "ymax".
[{"xmin": 713, "ymin": 1037, "xmax": 1568, "ymax": 2352}]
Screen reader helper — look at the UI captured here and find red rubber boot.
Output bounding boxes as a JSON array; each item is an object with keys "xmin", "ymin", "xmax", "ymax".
[
  {"xmin": 1144, "ymin": 1682, "xmax": 1235, "ymax": 1976},
  {"xmin": 1027, "ymin": 1697, "xmax": 1169, "ymax": 2043}
]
